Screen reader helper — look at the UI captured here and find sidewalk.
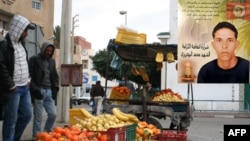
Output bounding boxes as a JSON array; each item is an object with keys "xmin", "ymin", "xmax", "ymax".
[
  {"xmin": 0, "ymin": 111, "xmax": 249, "ymax": 140},
  {"xmin": 20, "ymin": 120, "xmax": 68, "ymax": 141},
  {"xmin": 194, "ymin": 111, "xmax": 250, "ymax": 118},
  {"xmin": 0, "ymin": 114, "xmax": 69, "ymax": 141}
]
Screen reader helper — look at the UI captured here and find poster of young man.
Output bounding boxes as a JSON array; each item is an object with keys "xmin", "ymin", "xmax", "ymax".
[{"xmin": 178, "ymin": 0, "xmax": 250, "ymax": 83}]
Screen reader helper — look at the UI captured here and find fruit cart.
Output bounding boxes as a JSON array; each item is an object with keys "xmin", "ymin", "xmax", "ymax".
[{"xmin": 103, "ymin": 39, "xmax": 195, "ymax": 132}]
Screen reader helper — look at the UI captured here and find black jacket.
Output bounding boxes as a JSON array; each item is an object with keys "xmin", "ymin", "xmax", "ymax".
[
  {"xmin": 0, "ymin": 35, "xmax": 18, "ymax": 120},
  {"xmin": 0, "ymin": 14, "xmax": 32, "ymax": 101},
  {"xmin": 28, "ymin": 41, "xmax": 59, "ymax": 102},
  {"xmin": 90, "ymin": 84, "xmax": 105, "ymax": 97},
  {"xmin": 0, "ymin": 14, "xmax": 33, "ymax": 119},
  {"xmin": 0, "ymin": 34, "xmax": 27, "ymax": 100}
]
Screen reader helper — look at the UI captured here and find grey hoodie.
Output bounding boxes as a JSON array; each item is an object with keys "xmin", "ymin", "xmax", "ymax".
[
  {"xmin": 40, "ymin": 41, "xmax": 55, "ymax": 59},
  {"xmin": 9, "ymin": 14, "xmax": 32, "ymax": 42}
]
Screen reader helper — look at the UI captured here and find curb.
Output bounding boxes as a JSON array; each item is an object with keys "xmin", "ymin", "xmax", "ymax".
[
  {"xmin": 194, "ymin": 112, "xmax": 250, "ymax": 118},
  {"xmin": 214, "ymin": 115, "xmax": 234, "ymax": 118}
]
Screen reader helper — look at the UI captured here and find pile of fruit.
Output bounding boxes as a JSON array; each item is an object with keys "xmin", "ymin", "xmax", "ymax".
[
  {"xmin": 151, "ymin": 88, "xmax": 186, "ymax": 102},
  {"xmin": 35, "ymin": 108, "xmax": 162, "ymax": 141},
  {"xmin": 111, "ymin": 86, "xmax": 130, "ymax": 96},
  {"xmin": 109, "ymin": 86, "xmax": 131, "ymax": 104},
  {"xmin": 135, "ymin": 121, "xmax": 161, "ymax": 141},
  {"xmin": 74, "ymin": 108, "xmax": 139, "ymax": 131},
  {"xmin": 35, "ymin": 125, "xmax": 107, "ymax": 141},
  {"xmin": 74, "ymin": 108, "xmax": 162, "ymax": 140}
]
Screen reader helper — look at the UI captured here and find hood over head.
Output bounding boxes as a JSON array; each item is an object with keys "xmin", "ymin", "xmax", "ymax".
[
  {"xmin": 40, "ymin": 41, "xmax": 55, "ymax": 59},
  {"xmin": 8, "ymin": 14, "xmax": 35, "ymax": 42}
]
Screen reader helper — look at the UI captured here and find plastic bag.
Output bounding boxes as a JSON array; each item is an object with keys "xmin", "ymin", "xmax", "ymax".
[{"xmin": 110, "ymin": 53, "xmax": 122, "ymax": 69}]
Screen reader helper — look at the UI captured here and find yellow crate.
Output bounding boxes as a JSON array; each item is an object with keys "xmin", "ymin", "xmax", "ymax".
[
  {"xmin": 69, "ymin": 108, "xmax": 86, "ymax": 125},
  {"xmin": 115, "ymin": 28, "xmax": 146, "ymax": 45}
]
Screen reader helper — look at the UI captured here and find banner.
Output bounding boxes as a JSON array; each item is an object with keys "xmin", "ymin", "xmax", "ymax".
[{"xmin": 178, "ymin": 0, "xmax": 250, "ymax": 83}]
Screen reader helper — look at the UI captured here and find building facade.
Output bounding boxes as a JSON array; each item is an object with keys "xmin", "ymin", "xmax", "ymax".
[
  {"xmin": 0, "ymin": 0, "xmax": 54, "ymax": 40},
  {"xmin": 0, "ymin": 0, "xmax": 55, "ymax": 59}
]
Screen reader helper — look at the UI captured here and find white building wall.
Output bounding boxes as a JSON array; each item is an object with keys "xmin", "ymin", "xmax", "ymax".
[
  {"xmin": 81, "ymin": 48, "xmax": 119, "ymax": 97},
  {"xmin": 167, "ymin": 0, "xmax": 178, "ymax": 44}
]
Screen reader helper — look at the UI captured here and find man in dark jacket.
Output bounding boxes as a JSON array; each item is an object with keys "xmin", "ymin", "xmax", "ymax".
[
  {"xmin": 0, "ymin": 14, "xmax": 34, "ymax": 141},
  {"xmin": 28, "ymin": 41, "xmax": 59, "ymax": 138},
  {"xmin": 90, "ymin": 81, "xmax": 105, "ymax": 115}
]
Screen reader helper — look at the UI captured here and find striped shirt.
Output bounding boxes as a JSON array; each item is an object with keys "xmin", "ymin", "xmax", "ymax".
[{"xmin": 12, "ymin": 41, "xmax": 29, "ymax": 86}]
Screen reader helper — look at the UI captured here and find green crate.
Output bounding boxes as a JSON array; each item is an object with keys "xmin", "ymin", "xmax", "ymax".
[{"xmin": 126, "ymin": 123, "xmax": 137, "ymax": 141}]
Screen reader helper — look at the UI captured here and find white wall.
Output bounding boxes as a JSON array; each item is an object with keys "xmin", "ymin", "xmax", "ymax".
[{"xmin": 81, "ymin": 48, "xmax": 119, "ymax": 97}]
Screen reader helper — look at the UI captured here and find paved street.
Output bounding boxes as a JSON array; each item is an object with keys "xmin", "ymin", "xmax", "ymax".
[
  {"xmin": 0, "ymin": 103, "xmax": 249, "ymax": 141},
  {"xmin": 182, "ymin": 117, "xmax": 249, "ymax": 141}
]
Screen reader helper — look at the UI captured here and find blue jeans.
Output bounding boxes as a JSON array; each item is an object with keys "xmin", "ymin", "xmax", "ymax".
[
  {"xmin": 32, "ymin": 88, "xmax": 56, "ymax": 137},
  {"xmin": 91, "ymin": 100, "xmax": 96, "ymax": 115},
  {"xmin": 2, "ymin": 85, "xmax": 32, "ymax": 141}
]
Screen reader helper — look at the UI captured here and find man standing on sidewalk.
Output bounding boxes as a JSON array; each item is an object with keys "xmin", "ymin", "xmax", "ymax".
[
  {"xmin": 0, "ymin": 14, "xmax": 34, "ymax": 141},
  {"xmin": 90, "ymin": 81, "xmax": 105, "ymax": 115},
  {"xmin": 29, "ymin": 41, "xmax": 59, "ymax": 138}
]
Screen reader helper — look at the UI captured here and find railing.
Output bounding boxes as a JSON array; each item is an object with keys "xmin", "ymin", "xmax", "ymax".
[{"xmin": 192, "ymin": 100, "xmax": 250, "ymax": 114}]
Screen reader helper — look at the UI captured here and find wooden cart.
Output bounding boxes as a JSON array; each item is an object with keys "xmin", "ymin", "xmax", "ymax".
[{"xmin": 103, "ymin": 39, "xmax": 195, "ymax": 131}]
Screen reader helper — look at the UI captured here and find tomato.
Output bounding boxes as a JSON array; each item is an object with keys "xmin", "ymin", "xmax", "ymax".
[
  {"xmin": 64, "ymin": 132, "xmax": 72, "ymax": 140},
  {"xmin": 95, "ymin": 132, "xmax": 102, "ymax": 139},
  {"xmin": 99, "ymin": 134, "xmax": 108, "ymax": 141},
  {"xmin": 51, "ymin": 131, "xmax": 61, "ymax": 139},
  {"xmin": 53, "ymin": 127, "xmax": 65, "ymax": 135},
  {"xmin": 57, "ymin": 137, "xmax": 67, "ymax": 141},
  {"xmin": 70, "ymin": 125, "xmax": 81, "ymax": 133},
  {"xmin": 69, "ymin": 135, "xmax": 79, "ymax": 141},
  {"xmin": 48, "ymin": 137, "xmax": 57, "ymax": 141},
  {"xmin": 79, "ymin": 132, "xmax": 87, "ymax": 138},
  {"xmin": 91, "ymin": 137, "xmax": 98, "ymax": 141},
  {"xmin": 36, "ymin": 132, "xmax": 43, "ymax": 140},
  {"xmin": 41, "ymin": 132, "xmax": 51, "ymax": 141},
  {"xmin": 86, "ymin": 131, "xmax": 95, "ymax": 138}
]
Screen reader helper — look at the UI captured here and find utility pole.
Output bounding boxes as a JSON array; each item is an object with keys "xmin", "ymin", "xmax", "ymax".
[
  {"xmin": 69, "ymin": 14, "xmax": 79, "ymax": 109},
  {"xmin": 58, "ymin": 0, "xmax": 72, "ymax": 123}
]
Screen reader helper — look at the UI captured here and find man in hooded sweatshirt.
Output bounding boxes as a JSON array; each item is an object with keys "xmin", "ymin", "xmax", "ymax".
[
  {"xmin": 28, "ymin": 41, "xmax": 59, "ymax": 138},
  {"xmin": 0, "ymin": 14, "xmax": 35, "ymax": 141}
]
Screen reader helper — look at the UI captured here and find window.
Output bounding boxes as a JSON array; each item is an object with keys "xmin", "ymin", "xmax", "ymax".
[
  {"xmin": 92, "ymin": 76, "xmax": 98, "ymax": 81},
  {"xmin": 74, "ymin": 45, "xmax": 76, "ymax": 54},
  {"xmin": 2, "ymin": 21, "xmax": 7, "ymax": 29},
  {"xmin": 82, "ymin": 60, "xmax": 88, "ymax": 69},
  {"xmin": 32, "ymin": 1, "xmax": 41, "ymax": 10}
]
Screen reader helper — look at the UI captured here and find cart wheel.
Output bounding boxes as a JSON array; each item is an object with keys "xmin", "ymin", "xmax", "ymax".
[
  {"xmin": 170, "ymin": 122, "xmax": 186, "ymax": 131},
  {"xmin": 146, "ymin": 117, "xmax": 162, "ymax": 130},
  {"xmin": 169, "ymin": 122, "xmax": 177, "ymax": 130}
]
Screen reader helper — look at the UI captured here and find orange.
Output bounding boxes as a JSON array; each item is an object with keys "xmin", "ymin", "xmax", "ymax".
[
  {"xmin": 36, "ymin": 132, "xmax": 43, "ymax": 140},
  {"xmin": 147, "ymin": 124, "xmax": 155, "ymax": 129},
  {"xmin": 53, "ymin": 127, "xmax": 65, "ymax": 134},
  {"xmin": 136, "ymin": 127, "xmax": 144, "ymax": 136}
]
